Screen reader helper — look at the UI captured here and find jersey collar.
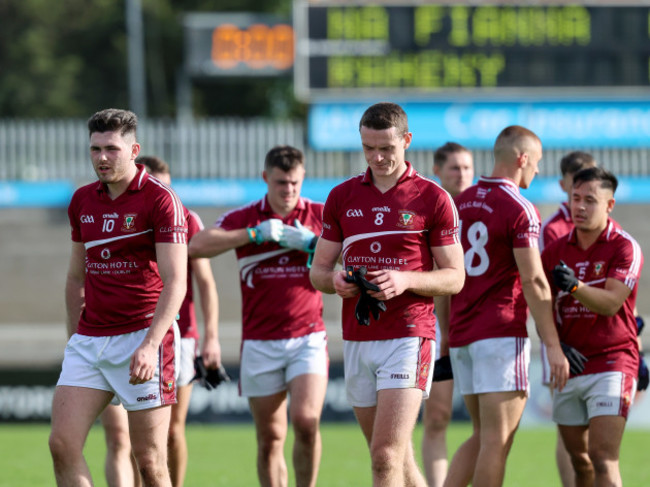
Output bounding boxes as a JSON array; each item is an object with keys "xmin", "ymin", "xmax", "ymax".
[
  {"xmin": 361, "ymin": 161, "xmax": 415, "ymax": 185},
  {"xmin": 260, "ymin": 194, "xmax": 306, "ymax": 216},
  {"xmin": 567, "ymin": 218, "xmax": 616, "ymax": 245},
  {"xmin": 478, "ymin": 176, "xmax": 519, "ymax": 192}
]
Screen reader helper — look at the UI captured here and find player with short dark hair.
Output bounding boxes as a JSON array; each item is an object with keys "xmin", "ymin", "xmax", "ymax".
[
  {"xmin": 189, "ymin": 145, "xmax": 327, "ymax": 487},
  {"xmin": 311, "ymin": 102, "xmax": 465, "ymax": 486},
  {"xmin": 445, "ymin": 125, "xmax": 569, "ymax": 487},
  {"xmin": 541, "ymin": 166, "xmax": 643, "ymax": 487},
  {"xmin": 99, "ymin": 155, "xmax": 222, "ymax": 487},
  {"xmin": 422, "ymin": 141, "xmax": 474, "ymax": 487},
  {"xmin": 49, "ymin": 108, "xmax": 188, "ymax": 486}
]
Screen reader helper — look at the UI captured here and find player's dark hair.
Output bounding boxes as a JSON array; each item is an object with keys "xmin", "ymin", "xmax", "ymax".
[
  {"xmin": 359, "ymin": 102, "xmax": 409, "ymax": 136},
  {"xmin": 572, "ymin": 166, "xmax": 618, "ymax": 194},
  {"xmin": 137, "ymin": 155, "xmax": 170, "ymax": 175},
  {"xmin": 434, "ymin": 142, "xmax": 470, "ymax": 169},
  {"xmin": 87, "ymin": 108, "xmax": 138, "ymax": 138},
  {"xmin": 264, "ymin": 145, "xmax": 304, "ymax": 172},
  {"xmin": 560, "ymin": 151, "xmax": 596, "ymax": 176}
]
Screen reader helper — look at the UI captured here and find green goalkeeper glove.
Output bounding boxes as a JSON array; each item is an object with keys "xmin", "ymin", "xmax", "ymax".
[
  {"xmin": 279, "ymin": 219, "xmax": 318, "ymax": 253},
  {"xmin": 246, "ymin": 219, "xmax": 283, "ymax": 245}
]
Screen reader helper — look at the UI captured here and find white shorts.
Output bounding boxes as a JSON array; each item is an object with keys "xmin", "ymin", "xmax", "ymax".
[
  {"xmin": 177, "ymin": 337, "xmax": 198, "ymax": 387},
  {"xmin": 553, "ymin": 371, "xmax": 637, "ymax": 425},
  {"xmin": 435, "ymin": 321, "xmax": 441, "ymax": 357},
  {"xmin": 239, "ymin": 331, "xmax": 329, "ymax": 398},
  {"xmin": 450, "ymin": 337, "xmax": 530, "ymax": 396},
  {"xmin": 57, "ymin": 326, "xmax": 179, "ymax": 411},
  {"xmin": 343, "ymin": 337, "xmax": 434, "ymax": 408}
]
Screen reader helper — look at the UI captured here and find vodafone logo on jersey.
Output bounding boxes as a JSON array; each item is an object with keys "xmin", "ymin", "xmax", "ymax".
[{"xmin": 346, "ymin": 209, "xmax": 364, "ymax": 217}]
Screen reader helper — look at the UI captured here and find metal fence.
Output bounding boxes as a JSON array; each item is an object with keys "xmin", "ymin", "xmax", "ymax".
[{"xmin": 1, "ymin": 118, "xmax": 649, "ymax": 182}]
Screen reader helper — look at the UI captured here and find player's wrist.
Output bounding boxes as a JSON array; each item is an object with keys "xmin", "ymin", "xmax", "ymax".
[{"xmin": 246, "ymin": 226, "xmax": 261, "ymax": 244}]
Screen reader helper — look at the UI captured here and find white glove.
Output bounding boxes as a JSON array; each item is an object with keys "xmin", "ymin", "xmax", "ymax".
[
  {"xmin": 247, "ymin": 219, "xmax": 284, "ymax": 244},
  {"xmin": 279, "ymin": 219, "xmax": 317, "ymax": 252}
]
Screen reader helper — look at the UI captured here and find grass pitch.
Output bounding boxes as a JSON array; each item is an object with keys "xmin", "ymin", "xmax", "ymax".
[{"xmin": 2, "ymin": 422, "xmax": 649, "ymax": 486}]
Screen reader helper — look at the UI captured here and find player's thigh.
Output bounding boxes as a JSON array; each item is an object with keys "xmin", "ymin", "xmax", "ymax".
[
  {"xmin": 170, "ymin": 383, "xmax": 193, "ymax": 429},
  {"xmin": 558, "ymin": 424, "xmax": 589, "ymax": 458},
  {"xmin": 423, "ymin": 379, "xmax": 454, "ymax": 428},
  {"xmin": 249, "ymin": 392, "xmax": 289, "ymax": 440},
  {"xmin": 51, "ymin": 386, "xmax": 114, "ymax": 448},
  {"xmin": 288, "ymin": 373, "xmax": 328, "ymax": 422},
  {"xmin": 128, "ymin": 405, "xmax": 172, "ymax": 455},
  {"xmin": 373, "ymin": 388, "xmax": 424, "ymax": 449},
  {"xmin": 587, "ymin": 415, "xmax": 626, "ymax": 461},
  {"xmin": 101, "ymin": 403, "xmax": 130, "ymax": 438},
  {"xmin": 478, "ymin": 390, "xmax": 527, "ymax": 439}
]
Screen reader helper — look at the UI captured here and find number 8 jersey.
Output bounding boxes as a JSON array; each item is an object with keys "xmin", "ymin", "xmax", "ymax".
[{"xmin": 449, "ymin": 177, "xmax": 541, "ymax": 347}]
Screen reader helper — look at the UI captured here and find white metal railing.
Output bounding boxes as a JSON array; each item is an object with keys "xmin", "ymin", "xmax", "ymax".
[{"xmin": 1, "ymin": 118, "xmax": 649, "ymax": 182}]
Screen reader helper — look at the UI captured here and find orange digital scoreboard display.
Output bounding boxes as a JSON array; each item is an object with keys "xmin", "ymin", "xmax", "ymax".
[
  {"xmin": 184, "ymin": 13, "xmax": 294, "ymax": 77},
  {"xmin": 293, "ymin": 1, "xmax": 650, "ymax": 100}
]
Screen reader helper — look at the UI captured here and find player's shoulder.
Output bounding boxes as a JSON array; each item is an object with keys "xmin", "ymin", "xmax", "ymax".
[
  {"xmin": 215, "ymin": 199, "xmax": 262, "ymax": 225},
  {"xmin": 612, "ymin": 224, "xmax": 643, "ymax": 254}
]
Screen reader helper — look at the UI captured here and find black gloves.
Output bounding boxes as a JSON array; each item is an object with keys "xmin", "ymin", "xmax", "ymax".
[
  {"xmin": 636, "ymin": 316, "xmax": 645, "ymax": 335},
  {"xmin": 552, "ymin": 260, "xmax": 579, "ymax": 294},
  {"xmin": 344, "ymin": 266, "xmax": 387, "ymax": 326},
  {"xmin": 639, "ymin": 355, "xmax": 649, "ymax": 392},
  {"xmin": 432, "ymin": 355, "xmax": 453, "ymax": 382},
  {"xmin": 560, "ymin": 342, "xmax": 588, "ymax": 375},
  {"xmin": 192, "ymin": 356, "xmax": 230, "ymax": 391}
]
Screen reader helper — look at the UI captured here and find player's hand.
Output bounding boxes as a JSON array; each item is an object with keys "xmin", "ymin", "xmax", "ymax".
[
  {"xmin": 201, "ymin": 337, "xmax": 221, "ymax": 370},
  {"xmin": 279, "ymin": 219, "xmax": 318, "ymax": 253},
  {"xmin": 192, "ymin": 356, "xmax": 231, "ymax": 391},
  {"xmin": 247, "ymin": 219, "xmax": 283, "ymax": 244},
  {"xmin": 560, "ymin": 342, "xmax": 588, "ymax": 375},
  {"xmin": 129, "ymin": 342, "xmax": 158, "ymax": 385},
  {"xmin": 344, "ymin": 266, "xmax": 387, "ymax": 326},
  {"xmin": 638, "ymin": 354, "xmax": 649, "ymax": 391},
  {"xmin": 432, "ymin": 355, "xmax": 453, "ymax": 382},
  {"xmin": 365, "ymin": 269, "xmax": 408, "ymax": 300},
  {"xmin": 333, "ymin": 270, "xmax": 360, "ymax": 298},
  {"xmin": 552, "ymin": 260, "xmax": 579, "ymax": 293},
  {"xmin": 546, "ymin": 343, "xmax": 570, "ymax": 391}
]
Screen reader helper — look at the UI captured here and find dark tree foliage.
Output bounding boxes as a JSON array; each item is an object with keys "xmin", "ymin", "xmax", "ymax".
[{"xmin": 0, "ymin": 0, "xmax": 302, "ymax": 118}]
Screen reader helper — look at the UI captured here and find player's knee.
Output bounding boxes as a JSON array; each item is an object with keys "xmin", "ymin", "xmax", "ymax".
[
  {"xmin": 588, "ymin": 446, "xmax": 617, "ymax": 474},
  {"xmin": 369, "ymin": 444, "xmax": 401, "ymax": 475},
  {"xmin": 49, "ymin": 432, "xmax": 81, "ymax": 466},
  {"xmin": 292, "ymin": 414, "xmax": 320, "ymax": 443},
  {"xmin": 423, "ymin": 408, "xmax": 452, "ymax": 435},
  {"xmin": 167, "ymin": 422, "xmax": 186, "ymax": 449},
  {"xmin": 569, "ymin": 451, "xmax": 593, "ymax": 475},
  {"xmin": 104, "ymin": 427, "xmax": 131, "ymax": 453}
]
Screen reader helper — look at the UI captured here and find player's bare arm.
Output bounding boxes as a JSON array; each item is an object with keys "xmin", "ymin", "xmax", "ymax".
[
  {"xmin": 64, "ymin": 241, "xmax": 86, "ymax": 337},
  {"xmin": 191, "ymin": 256, "xmax": 222, "ymax": 368},
  {"xmin": 514, "ymin": 246, "xmax": 569, "ymax": 390},
  {"xmin": 310, "ymin": 238, "xmax": 358, "ymax": 297},
  {"xmin": 571, "ymin": 277, "xmax": 632, "ymax": 316},
  {"xmin": 189, "ymin": 226, "xmax": 249, "ymax": 258},
  {"xmin": 365, "ymin": 242, "xmax": 465, "ymax": 300},
  {"xmin": 130, "ymin": 242, "xmax": 188, "ymax": 385}
]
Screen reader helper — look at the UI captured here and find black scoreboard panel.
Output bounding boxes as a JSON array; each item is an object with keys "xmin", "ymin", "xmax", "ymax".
[{"xmin": 294, "ymin": 2, "xmax": 650, "ymax": 98}]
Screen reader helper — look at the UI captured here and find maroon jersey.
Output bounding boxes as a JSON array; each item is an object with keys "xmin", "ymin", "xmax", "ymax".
[
  {"xmin": 541, "ymin": 220, "xmax": 643, "ymax": 378},
  {"xmin": 68, "ymin": 165, "xmax": 188, "ymax": 336},
  {"xmin": 216, "ymin": 196, "xmax": 325, "ymax": 340},
  {"xmin": 449, "ymin": 177, "xmax": 541, "ymax": 347},
  {"xmin": 541, "ymin": 202, "xmax": 572, "ymax": 251},
  {"xmin": 176, "ymin": 209, "xmax": 203, "ymax": 340},
  {"xmin": 321, "ymin": 162, "xmax": 460, "ymax": 341}
]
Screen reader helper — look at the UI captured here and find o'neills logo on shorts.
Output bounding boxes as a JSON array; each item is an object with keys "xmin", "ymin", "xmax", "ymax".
[
  {"xmin": 391, "ymin": 373, "xmax": 410, "ymax": 380},
  {"xmin": 136, "ymin": 393, "xmax": 158, "ymax": 402}
]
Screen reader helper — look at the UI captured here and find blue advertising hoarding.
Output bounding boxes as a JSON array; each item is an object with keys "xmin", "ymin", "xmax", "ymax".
[{"xmin": 309, "ymin": 100, "xmax": 650, "ymax": 151}]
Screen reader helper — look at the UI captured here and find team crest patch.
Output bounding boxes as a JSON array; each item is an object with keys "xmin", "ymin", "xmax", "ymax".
[
  {"xmin": 397, "ymin": 210, "xmax": 416, "ymax": 227},
  {"xmin": 592, "ymin": 261, "xmax": 605, "ymax": 277},
  {"xmin": 121, "ymin": 213, "xmax": 137, "ymax": 232},
  {"xmin": 420, "ymin": 363, "xmax": 429, "ymax": 378},
  {"xmin": 166, "ymin": 379, "xmax": 175, "ymax": 393}
]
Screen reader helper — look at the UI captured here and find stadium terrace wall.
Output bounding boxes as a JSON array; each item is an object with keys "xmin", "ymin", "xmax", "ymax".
[{"xmin": 1, "ymin": 118, "xmax": 650, "ymax": 183}]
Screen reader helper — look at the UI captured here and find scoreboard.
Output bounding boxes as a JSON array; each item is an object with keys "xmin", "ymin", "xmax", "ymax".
[{"xmin": 293, "ymin": 1, "xmax": 650, "ymax": 100}]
